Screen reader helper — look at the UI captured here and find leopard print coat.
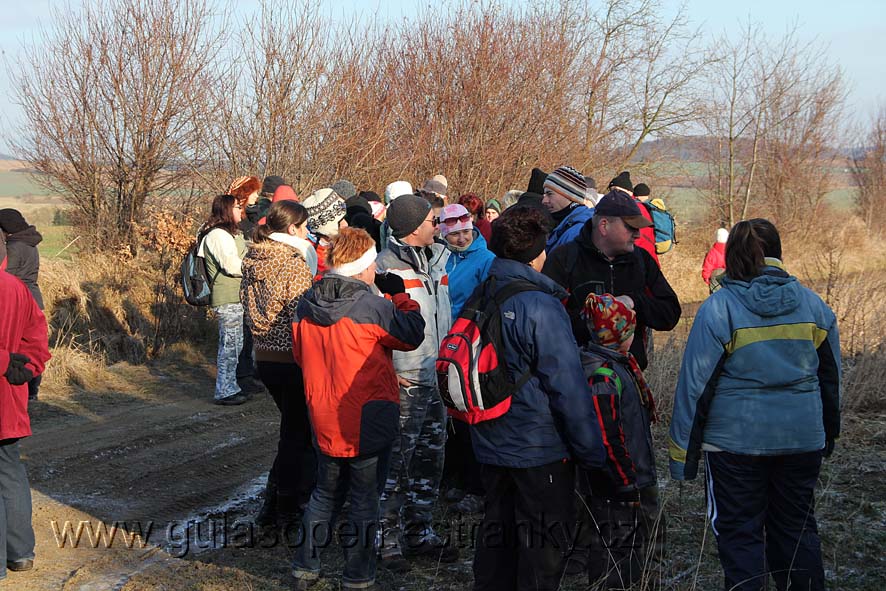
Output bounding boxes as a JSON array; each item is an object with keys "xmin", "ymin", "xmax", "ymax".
[{"xmin": 240, "ymin": 239, "xmax": 313, "ymax": 352}]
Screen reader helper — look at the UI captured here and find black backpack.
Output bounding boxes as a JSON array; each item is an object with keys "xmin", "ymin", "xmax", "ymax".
[
  {"xmin": 436, "ymin": 276, "xmax": 541, "ymax": 424},
  {"xmin": 180, "ymin": 227, "xmax": 214, "ymax": 306}
]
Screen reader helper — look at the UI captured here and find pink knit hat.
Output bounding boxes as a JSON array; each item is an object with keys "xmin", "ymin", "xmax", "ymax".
[{"xmin": 439, "ymin": 204, "xmax": 473, "ymax": 237}]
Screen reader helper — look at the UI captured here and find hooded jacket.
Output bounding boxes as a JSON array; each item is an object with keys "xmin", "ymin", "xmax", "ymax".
[
  {"xmin": 240, "ymin": 238, "xmax": 313, "ymax": 358},
  {"xmin": 1, "ymin": 271, "xmax": 50, "ymax": 440},
  {"xmin": 3, "ymin": 225, "xmax": 43, "ymax": 309},
  {"xmin": 375, "ymin": 237, "xmax": 451, "ymax": 385},
  {"xmin": 701, "ymin": 242, "xmax": 726, "ymax": 285},
  {"xmin": 445, "ymin": 229, "xmax": 496, "ymax": 318},
  {"xmin": 546, "ymin": 204, "xmax": 594, "ymax": 254},
  {"xmin": 469, "ymin": 258, "xmax": 606, "ymax": 470},
  {"xmin": 542, "ymin": 220, "xmax": 681, "ymax": 369},
  {"xmin": 293, "ymin": 275, "xmax": 425, "ymax": 457},
  {"xmin": 668, "ymin": 260, "xmax": 841, "ymax": 480}
]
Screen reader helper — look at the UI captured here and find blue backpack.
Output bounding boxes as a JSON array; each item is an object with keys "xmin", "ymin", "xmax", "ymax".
[{"xmin": 643, "ymin": 199, "xmax": 677, "ymax": 254}]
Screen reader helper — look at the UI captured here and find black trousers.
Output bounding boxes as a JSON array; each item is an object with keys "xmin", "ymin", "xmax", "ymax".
[
  {"xmin": 256, "ymin": 361, "xmax": 316, "ymax": 505},
  {"xmin": 705, "ymin": 450, "xmax": 825, "ymax": 591},
  {"xmin": 443, "ymin": 418, "xmax": 485, "ymax": 495},
  {"xmin": 236, "ymin": 321, "xmax": 256, "ymax": 379},
  {"xmin": 473, "ymin": 459, "xmax": 575, "ymax": 591}
]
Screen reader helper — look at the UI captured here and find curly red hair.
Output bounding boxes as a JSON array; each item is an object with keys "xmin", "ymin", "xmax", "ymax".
[{"xmin": 227, "ymin": 176, "xmax": 261, "ymax": 207}]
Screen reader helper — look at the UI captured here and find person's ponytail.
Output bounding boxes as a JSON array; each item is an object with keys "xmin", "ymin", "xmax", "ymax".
[{"xmin": 725, "ymin": 218, "xmax": 781, "ymax": 281}]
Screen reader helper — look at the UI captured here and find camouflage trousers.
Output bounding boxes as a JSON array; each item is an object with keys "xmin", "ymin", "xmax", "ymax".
[{"xmin": 378, "ymin": 383, "xmax": 447, "ymax": 557}]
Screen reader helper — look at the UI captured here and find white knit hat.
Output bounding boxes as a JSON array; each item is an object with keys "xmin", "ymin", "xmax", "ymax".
[
  {"xmin": 303, "ymin": 188, "xmax": 346, "ymax": 238},
  {"xmin": 716, "ymin": 228, "xmax": 729, "ymax": 244},
  {"xmin": 384, "ymin": 180, "xmax": 413, "ymax": 204}
]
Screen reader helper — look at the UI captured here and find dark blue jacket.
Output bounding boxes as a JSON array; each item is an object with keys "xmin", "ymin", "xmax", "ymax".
[{"xmin": 470, "ymin": 258, "xmax": 606, "ymax": 469}]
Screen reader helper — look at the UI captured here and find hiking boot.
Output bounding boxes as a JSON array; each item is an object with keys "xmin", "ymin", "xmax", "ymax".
[
  {"xmin": 378, "ymin": 552, "xmax": 411, "ymax": 574},
  {"xmin": 454, "ymin": 493, "xmax": 484, "ymax": 515},
  {"xmin": 6, "ymin": 558, "xmax": 34, "ymax": 572},
  {"xmin": 238, "ymin": 377, "xmax": 268, "ymax": 398},
  {"xmin": 214, "ymin": 392, "xmax": 248, "ymax": 406}
]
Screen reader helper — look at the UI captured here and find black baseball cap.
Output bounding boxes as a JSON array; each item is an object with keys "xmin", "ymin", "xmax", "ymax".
[{"xmin": 594, "ymin": 190, "xmax": 653, "ymax": 229}]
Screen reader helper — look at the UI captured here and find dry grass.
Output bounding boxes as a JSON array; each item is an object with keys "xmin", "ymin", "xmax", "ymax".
[{"xmin": 38, "ymin": 252, "xmax": 213, "ymax": 395}]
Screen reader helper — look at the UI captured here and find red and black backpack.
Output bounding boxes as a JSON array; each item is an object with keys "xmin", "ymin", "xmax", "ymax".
[{"xmin": 436, "ymin": 276, "xmax": 540, "ymax": 424}]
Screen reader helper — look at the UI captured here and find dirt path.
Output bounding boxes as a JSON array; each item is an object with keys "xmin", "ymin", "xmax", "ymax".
[{"xmin": 8, "ymin": 359, "xmax": 288, "ymax": 590}]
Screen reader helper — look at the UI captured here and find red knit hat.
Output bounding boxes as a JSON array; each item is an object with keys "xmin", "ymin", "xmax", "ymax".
[{"xmin": 583, "ymin": 293, "xmax": 636, "ymax": 349}]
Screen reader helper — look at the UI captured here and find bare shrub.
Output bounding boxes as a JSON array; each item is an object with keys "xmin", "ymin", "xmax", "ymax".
[{"xmin": 11, "ymin": 0, "xmax": 223, "ymax": 254}]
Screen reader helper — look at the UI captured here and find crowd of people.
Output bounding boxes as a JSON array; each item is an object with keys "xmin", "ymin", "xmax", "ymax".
[
  {"xmin": 0, "ymin": 164, "xmax": 841, "ymax": 591},
  {"xmin": 184, "ymin": 168, "xmax": 841, "ymax": 591}
]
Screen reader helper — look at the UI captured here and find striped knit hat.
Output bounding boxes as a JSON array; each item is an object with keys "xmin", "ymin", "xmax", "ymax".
[{"xmin": 544, "ymin": 166, "xmax": 587, "ymax": 205}]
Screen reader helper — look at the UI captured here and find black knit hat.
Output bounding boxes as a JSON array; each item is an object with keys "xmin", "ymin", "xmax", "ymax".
[
  {"xmin": 633, "ymin": 183, "xmax": 650, "ymax": 197},
  {"xmin": 358, "ymin": 190, "xmax": 381, "ymax": 203},
  {"xmin": 386, "ymin": 194, "xmax": 432, "ymax": 239},
  {"xmin": 261, "ymin": 175, "xmax": 286, "ymax": 196},
  {"xmin": 0, "ymin": 209, "xmax": 29, "ymax": 234},
  {"xmin": 527, "ymin": 167, "xmax": 548, "ymax": 195},
  {"xmin": 608, "ymin": 171, "xmax": 633, "ymax": 193}
]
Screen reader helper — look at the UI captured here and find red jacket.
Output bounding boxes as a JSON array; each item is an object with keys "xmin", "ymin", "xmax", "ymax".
[
  {"xmin": 1, "ymin": 271, "xmax": 50, "ymax": 440},
  {"xmin": 293, "ymin": 275, "xmax": 425, "ymax": 457},
  {"xmin": 634, "ymin": 201, "xmax": 660, "ymax": 267},
  {"xmin": 701, "ymin": 242, "xmax": 726, "ymax": 285}
]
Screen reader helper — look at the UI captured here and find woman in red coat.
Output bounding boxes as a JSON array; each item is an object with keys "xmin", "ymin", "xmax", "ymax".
[
  {"xmin": 701, "ymin": 228, "xmax": 729, "ymax": 291},
  {"xmin": 0, "ymin": 260, "xmax": 50, "ymax": 579}
]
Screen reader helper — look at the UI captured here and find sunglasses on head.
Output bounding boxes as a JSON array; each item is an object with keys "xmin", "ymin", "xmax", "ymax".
[{"xmin": 440, "ymin": 213, "xmax": 471, "ymax": 226}]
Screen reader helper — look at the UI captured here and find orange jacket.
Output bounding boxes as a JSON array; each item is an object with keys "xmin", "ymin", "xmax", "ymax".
[{"xmin": 293, "ymin": 275, "xmax": 425, "ymax": 457}]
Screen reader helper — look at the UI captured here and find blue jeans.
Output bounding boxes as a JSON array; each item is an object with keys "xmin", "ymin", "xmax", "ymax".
[
  {"xmin": 293, "ymin": 447, "xmax": 391, "ymax": 588},
  {"xmin": 213, "ymin": 303, "xmax": 244, "ymax": 400},
  {"xmin": 0, "ymin": 440, "xmax": 35, "ymax": 580}
]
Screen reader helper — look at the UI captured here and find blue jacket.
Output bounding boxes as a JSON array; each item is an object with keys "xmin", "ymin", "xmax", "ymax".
[
  {"xmin": 546, "ymin": 204, "xmax": 593, "ymax": 253},
  {"xmin": 470, "ymin": 258, "xmax": 606, "ymax": 470},
  {"xmin": 668, "ymin": 260, "xmax": 841, "ymax": 480},
  {"xmin": 445, "ymin": 230, "xmax": 496, "ymax": 317}
]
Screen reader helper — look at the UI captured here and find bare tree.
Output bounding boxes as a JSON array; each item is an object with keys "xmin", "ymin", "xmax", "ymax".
[
  {"xmin": 11, "ymin": 0, "xmax": 222, "ymax": 253},
  {"xmin": 850, "ymin": 105, "xmax": 886, "ymax": 230},
  {"xmin": 699, "ymin": 23, "xmax": 844, "ymax": 229}
]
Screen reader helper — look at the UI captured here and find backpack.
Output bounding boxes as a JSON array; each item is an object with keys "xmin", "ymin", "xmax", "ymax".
[
  {"xmin": 643, "ymin": 198, "xmax": 677, "ymax": 254},
  {"xmin": 179, "ymin": 227, "xmax": 214, "ymax": 306},
  {"xmin": 436, "ymin": 276, "xmax": 541, "ymax": 424}
]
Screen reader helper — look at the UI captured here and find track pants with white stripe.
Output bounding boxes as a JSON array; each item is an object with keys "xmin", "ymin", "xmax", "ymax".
[{"xmin": 705, "ymin": 451, "xmax": 825, "ymax": 591}]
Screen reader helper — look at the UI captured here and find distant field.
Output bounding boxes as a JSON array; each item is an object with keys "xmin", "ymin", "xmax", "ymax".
[{"xmin": 0, "ymin": 170, "xmax": 54, "ymax": 197}]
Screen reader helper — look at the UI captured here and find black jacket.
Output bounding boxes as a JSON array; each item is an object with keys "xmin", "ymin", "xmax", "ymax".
[
  {"xmin": 541, "ymin": 219, "xmax": 680, "ymax": 368},
  {"xmin": 4, "ymin": 226, "xmax": 43, "ymax": 309}
]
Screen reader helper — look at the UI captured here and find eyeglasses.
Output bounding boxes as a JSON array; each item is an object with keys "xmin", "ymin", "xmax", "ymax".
[
  {"xmin": 439, "ymin": 213, "xmax": 471, "ymax": 226},
  {"xmin": 425, "ymin": 216, "xmax": 439, "ymax": 226}
]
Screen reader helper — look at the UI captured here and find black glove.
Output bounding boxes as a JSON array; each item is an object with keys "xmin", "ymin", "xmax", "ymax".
[
  {"xmin": 5, "ymin": 353, "xmax": 34, "ymax": 386},
  {"xmin": 823, "ymin": 439, "xmax": 836, "ymax": 458},
  {"xmin": 374, "ymin": 272, "xmax": 405, "ymax": 296}
]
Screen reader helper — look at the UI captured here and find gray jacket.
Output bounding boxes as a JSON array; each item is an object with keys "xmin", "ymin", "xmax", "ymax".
[{"xmin": 375, "ymin": 237, "xmax": 451, "ymax": 385}]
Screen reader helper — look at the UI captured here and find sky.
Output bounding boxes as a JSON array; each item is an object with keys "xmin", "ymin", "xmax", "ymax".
[{"xmin": 0, "ymin": 0, "xmax": 883, "ymax": 153}]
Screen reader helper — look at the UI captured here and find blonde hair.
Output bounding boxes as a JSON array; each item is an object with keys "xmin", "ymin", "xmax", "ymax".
[{"xmin": 327, "ymin": 227, "xmax": 376, "ymax": 268}]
